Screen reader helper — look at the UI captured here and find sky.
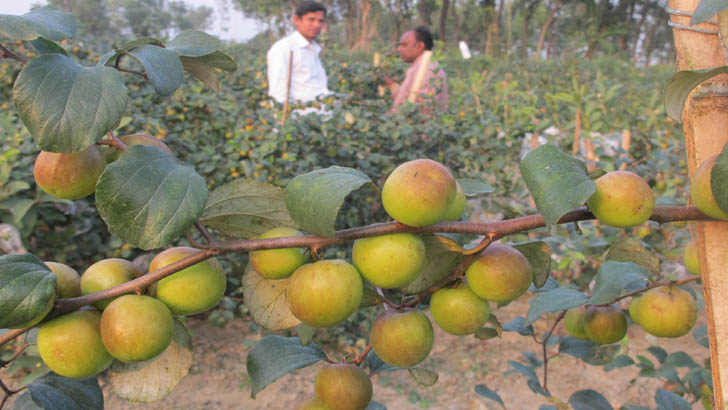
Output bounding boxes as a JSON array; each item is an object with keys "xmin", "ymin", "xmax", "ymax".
[{"xmin": 0, "ymin": 0, "xmax": 265, "ymax": 42}]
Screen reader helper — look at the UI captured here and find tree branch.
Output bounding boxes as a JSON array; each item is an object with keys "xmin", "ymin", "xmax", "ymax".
[
  {"xmin": 0, "ymin": 44, "xmax": 27, "ymax": 64},
  {"xmin": 97, "ymin": 132, "xmax": 128, "ymax": 152},
  {"xmin": 539, "ymin": 310, "xmax": 567, "ymax": 393},
  {"xmin": 610, "ymin": 275, "xmax": 701, "ymax": 304}
]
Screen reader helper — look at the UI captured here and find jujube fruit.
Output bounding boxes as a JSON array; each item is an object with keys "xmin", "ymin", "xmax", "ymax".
[
  {"xmin": 563, "ymin": 306, "xmax": 589, "ymax": 340},
  {"xmin": 370, "ymin": 309, "xmax": 434, "ymax": 367},
  {"xmin": 45, "ymin": 261, "xmax": 81, "ymax": 298},
  {"xmin": 465, "ymin": 243, "xmax": 533, "ymax": 303},
  {"xmin": 33, "ymin": 145, "xmax": 106, "ymax": 200},
  {"xmin": 149, "ymin": 247, "xmax": 227, "ymax": 315},
  {"xmin": 690, "ymin": 155, "xmax": 728, "ymax": 221},
  {"xmin": 37, "ymin": 310, "xmax": 113, "ymax": 378},
  {"xmin": 80, "ymin": 258, "xmax": 141, "ymax": 310},
  {"xmin": 429, "ymin": 285, "xmax": 489, "ymax": 335},
  {"xmin": 635, "ymin": 286, "xmax": 697, "ymax": 338},
  {"xmin": 352, "ymin": 233, "xmax": 425, "ymax": 289},
  {"xmin": 586, "ymin": 170, "xmax": 655, "ymax": 228},
  {"xmin": 444, "ymin": 181, "xmax": 466, "ymax": 221},
  {"xmin": 287, "ymin": 259, "xmax": 362, "ymax": 328},
  {"xmin": 583, "ymin": 305, "xmax": 627, "ymax": 344},
  {"xmin": 683, "ymin": 240, "xmax": 700, "ymax": 275},
  {"xmin": 381, "ymin": 159, "xmax": 457, "ymax": 227},
  {"xmin": 250, "ymin": 227, "xmax": 307, "ymax": 279},
  {"xmin": 314, "ymin": 363, "xmax": 373, "ymax": 410}
]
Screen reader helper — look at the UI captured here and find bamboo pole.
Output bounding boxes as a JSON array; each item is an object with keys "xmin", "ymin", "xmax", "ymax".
[
  {"xmin": 281, "ymin": 50, "xmax": 294, "ymax": 126},
  {"xmin": 408, "ymin": 50, "xmax": 433, "ymax": 104},
  {"xmin": 669, "ymin": 1, "xmax": 728, "ymax": 408}
]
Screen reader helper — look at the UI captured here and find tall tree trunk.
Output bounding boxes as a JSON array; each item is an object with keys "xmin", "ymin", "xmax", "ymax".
[
  {"xmin": 630, "ymin": 3, "xmax": 649, "ymax": 63},
  {"xmin": 643, "ymin": 22, "xmax": 658, "ymax": 65},
  {"xmin": 451, "ymin": 0, "xmax": 460, "ymax": 44},
  {"xmin": 669, "ymin": 1, "xmax": 728, "ymax": 408},
  {"xmin": 440, "ymin": 0, "xmax": 450, "ymax": 43},
  {"xmin": 536, "ymin": 0, "xmax": 561, "ymax": 58}
]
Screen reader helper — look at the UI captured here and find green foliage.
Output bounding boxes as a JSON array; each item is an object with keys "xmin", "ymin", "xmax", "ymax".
[{"xmin": 0, "ymin": 254, "xmax": 55, "ymax": 329}]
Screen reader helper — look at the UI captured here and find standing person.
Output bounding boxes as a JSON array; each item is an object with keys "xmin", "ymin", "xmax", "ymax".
[
  {"xmin": 266, "ymin": 1, "xmax": 330, "ymax": 104},
  {"xmin": 385, "ymin": 26, "xmax": 448, "ymax": 112}
]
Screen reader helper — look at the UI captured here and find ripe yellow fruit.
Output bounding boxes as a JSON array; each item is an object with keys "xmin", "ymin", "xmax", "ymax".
[
  {"xmin": 250, "ymin": 227, "xmax": 307, "ymax": 279},
  {"xmin": 314, "ymin": 363, "xmax": 373, "ymax": 410},
  {"xmin": 370, "ymin": 309, "xmax": 434, "ymax": 367},
  {"xmin": 381, "ymin": 159, "xmax": 457, "ymax": 227},
  {"xmin": 683, "ymin": 241, "xmax": 701, "ymax": 275},
  {"xmin": 690, "ymin": 155, "xmax": 728, "ymax": 220},
  {"xmin": 465, "ymin": 243, "xmax": 533, "ymax": 303},
  {"xmin": 149, "ymin": 247, "xmax": 227, "ymax": 315},
  {"xmin": 44, "ymin": 261, "xmax": 81, "ymax": 299},
  {"xmin": 296, "ymin": 396, "xmax": 328, "ymax": 410},
  {"xmin": 37, "ymin": 310, "xmax": 113, "ymax": 378},
  {"xmin": 635, "ymin": 286, "xmax": 697, "ymax": 338},
  {"xmin": 80, "ymin": 258, "xmax": 141, "ymax": 310},
  {"xmin": 583, "ymin": 306, "xmax": 627, "ymax": 344},
  {"xmin": 352, "ymin": 233, "xmax": 425, "ymax": 289},
  {"xmin": 429, "ymin": 285, "xmax": 489, "ymax": 335},
  {"xmin": 443, "ymin": 181, "xmax": 466, "ymax": 221},
  {"xmin": 100, "ymin": 295, "xmax": 174, "ymax": 362},
  {"xmin": 586, "ymin": 170, "xmax": 655, "ymax": 228},
  {"xmin": 628, "ymin": 296, "xmax": 642, "ymax": 324},
  {"xmin": 287, "ymin": 260, "xmax": 363, "ymax": 328},
  {"xmin": 33, "ymin": 146, "xmax": 106, "ymax": 200},
  {"xmin": 563, "ymin": 306, "xmax": 589, "ymax": 340}
]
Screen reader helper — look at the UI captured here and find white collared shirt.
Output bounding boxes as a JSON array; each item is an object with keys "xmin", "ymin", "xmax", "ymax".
[{"xmin": 266, "ymin": 31, "xmax": 330, "ymax": 103}]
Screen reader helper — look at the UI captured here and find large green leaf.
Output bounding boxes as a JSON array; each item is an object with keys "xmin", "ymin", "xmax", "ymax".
[
  {"xmin": 200, "ymin": 180, "xmax": 298, "ymax": 239},
  {"xmin": 167, "ymin": 30, "xmax": 220, "ymax": 57},
  {"xmin": 121, "ymin": 45, "xmax": 184, "ymax": 96},
  {"xmin": 30, "ymin": 37, "xmax": 67, "ymax": 56},
  {"xmin": 569, "ymin": 390, "xmax": 613, "ymax": 410},
  {"xmin": 13, "ymin": 54, "xmax": 128, "ymax": 153},
  {"xmin": 246, "ymin": 335, "xmax": 327, "ymax": 398},
  {"xmin": 457, "ymin": 178, "xmax": 494, "ymax": 196},
  {"xmin": 711, "ymin": 143, "xmax": 728, "ymax": 215},
  {"xmin": 664, "ymin": 67, "xmax": 728, "ymax": 122},
  {"xmin": 524, "ymin": 287, "xmax": 587, "ymax": 325},
  {"xmin": 519, "ymin": 145, "xmax": 595, "ymax": 226},
  {"xmin": 192, "ymin": 50, "xmax": 238, "ymax": 72},
  {"xmin": 11, "ymin": 392, "xmax": 42, "ymax": 410},
  {"xmin": 0, "ymin": 254, "xmax": 55, "ymax": 329},
  {"xmin": 107, "ymin": 320, "xmax": 193, "ymax": 403},
  {"xmin": 513, "ymin": 241, "xmax": 551, "ymax": 289},
  {"xmin": 588, "ymin": 261, "xmax": 647, "ymax": 305},
  {"xmin": 559, "ymin": 337, "xmax": 620, "ymax": 365},
  {"xmin": 691, "ymin": 0, "xmax": 728, "ymax": 24},
  {"xmin": 400, "ymin": 235, "xmax": 463, "ymax": 294},
  {"xmin": 241, "ymin": 264, "xmax": 301, "ymax": 331},
  {"xmin": 95, "ymin": 146, "xmax": 207, "ymax": 250},
  {"xmin": 27, "ymin": 372, "xmax": 103, "ymax": 410},
  {"xmin": 474, "ymin": 385, "xmax": 505, "ymax": 409},
  {"xmin": 655, "ymin": 388, "xmax": 691, "ymax": 410},
  {"xmin": 179, "ymin": 57, "xmax": 221, "ymax": 92},
  {"xmin": 0, "ymin": 6, "xmax": 77, "ymax": 41},
  {"xmin": 285, "ymin": 166, "xmax": 373, "ymax": 237}
]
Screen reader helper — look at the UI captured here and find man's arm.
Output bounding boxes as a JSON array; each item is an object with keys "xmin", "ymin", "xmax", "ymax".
[{"xmin": 267, "ymin": 43, "xmax": 291, "ymax": 104}]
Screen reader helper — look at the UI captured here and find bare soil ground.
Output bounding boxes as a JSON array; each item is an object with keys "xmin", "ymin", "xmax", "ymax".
[{"xmin": 89, "ymin": 296, "xmax": 708, "ymax": 410}]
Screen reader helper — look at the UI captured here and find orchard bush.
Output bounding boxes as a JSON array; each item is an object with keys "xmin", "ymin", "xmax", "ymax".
[{"xmin": 0, "ymin": 6, "xmax": 724, "ymax": 410}]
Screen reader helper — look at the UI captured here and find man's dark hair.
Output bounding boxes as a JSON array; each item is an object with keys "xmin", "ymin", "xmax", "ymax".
[
  {"xmin": 296, "ymin": 1, "xmax": 327, "ymax": 17},
  {"xmin": 414, "ymin": 26, "xmax": 434, "ymax": 51}
]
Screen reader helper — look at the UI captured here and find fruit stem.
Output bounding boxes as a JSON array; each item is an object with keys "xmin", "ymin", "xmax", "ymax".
[
  {"xmin": 0, "ymin": 44, "xmax": 27, "ymax": 64},
  {"xmin": 194, "ymin": 222, "xmax": 215, "ymax": 245},
  {"xmin": 98, "ymin": 131, "xmax": 128, "ymax": 152},
  {"xmin": 350, "ymin": 345, "xmax": 373, "ymax": 366}
]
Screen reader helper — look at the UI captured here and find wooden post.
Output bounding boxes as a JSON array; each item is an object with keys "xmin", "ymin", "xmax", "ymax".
[
  {"xmin": 668, "ymin": 1, "xmax": 728, "ymax": 408},
  {"xmin": 281, "ymin": 50, "xmax": 294, "ymax": 126},
  {"xmin": 408, "ymin": 50, "xmax": 433, "ymax": 104}
]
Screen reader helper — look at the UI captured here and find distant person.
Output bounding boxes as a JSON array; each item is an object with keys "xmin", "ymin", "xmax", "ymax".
[
  {"xmin": 266, "ymin": 1, "xmax": 330, "ymax": 104},
  {"xmin": 384, "ymin": 26, "xmax": 448, "ymax": 112}
]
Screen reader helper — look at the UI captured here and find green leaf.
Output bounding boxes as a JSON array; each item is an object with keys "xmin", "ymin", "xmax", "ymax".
[
  {"xmin": 664, "ymin": 67, "xmax": 728, "ymax": 122},
  {"xmin": 655, "ymin": 388, "xmax": 691, "ymax": 410},
  {"xmin": 11, "ymin": 391, "xmax": 42, "ymax": 410},
  {"xmin": 95, "ymin": 146, "xmax": 207, "ymax": 250},
  {"xmin": 648, "ymin": 346, "xmax": 667, "ymax": 364},
  {"xmin": 604, "ymin": 354, "xmax": 634, "ymax": 371},
  {"xmin": 0, "ymin": 6, "xmax": 77, "ymax": 41},
  {"xmin": 502, "ymin": 317, "xmax": 534, "ymax": 336},
  {"xmin": 179, "ymin": 57, "xmax": 221, "ymax": 92},
  {"xmin": 27, "ymin": 372, "xmax": 103, "ymax": 410},
  {"xmin": 241, "ymin": 264, "xmax": 301, "ymax": 331},
  {"xmin": 200, "ymin": 180, "xmax": 298, "ymax": 239},
  {"xmin": 192, "ymin": 50, "xmax": 237, "ymax": 72},
  {"xmin": 519, "ymin": 145, "xmax": 595, "ymax": 226},
  {"xmin": 296, "ymin": 323, "xmax": 316, "ymax": 346},
  {"xmin": 13, "ymin": 54, "xmax": 128, "ymax": 153},
  {"xmin": 30, "ymin": 37, "xmax": 67, "ymax": 56},
  {"xmin": 664, "ymin": 352, "xmax": 699, "ymax": 368},
  {"xmin": 107, "ymin": 320, "xmax": 193, "ymax": 403},
  {"xmin": 121, "ymin": 45, "xmax": 184, "ymax": 96},
  {"xmin": 246, "ymin": 335, "xmax": 327, "ymax": 398},
  {"xmin": 691, "ymin": 0, "xmax": 728, "ymax": 24},
  {"xmin": 285, "ymin": 166, "xmax": 373, "ymax": 237},
  {"xmin": 167, "ymin": 30, "xmax": 220, "ymax": 57},
  {"xmin": 119, "ymin": 37, "xmax": 164, "ymax": 50},
  {"xmin": 474, "ymin": 385, "xmax": 505, "ymax": 408},
  {"xmin": 559, "ymin": 338, "xmax": 620, "ymax": 365},
  {"xmin": 457, "ymin": 178, "xmax": 494, "ymax": 196},
  {"xmin": 694, "ymin": 324, "xmax": 710, "ymax": 348},
  {"xmin": 474, "ymin": 327, "xmax": 499, "ymax": 340},
  {"xmin": 513, "ymin": 241, "xmax": 551, "ymax": 288},
  {"xmin": 0, "ymin": 254, "xmax": 55, "ymax": 329},
  {"xmin": 399, "ymin": 235, "xmax": 463, "ymax": 294},
  {"xmin": 605, "ymin": 238, "xmax": 660, "ymax": 275},
  {"xmin": 360, "ymin": 285, "xmax": 383, "ymax": 307},
  {"xmin": 524, "ymin": 287, "xmax": 587, "ymax": 325},
  {"xmin": 569, "ymin": 390, "xmax": 613, "ymax": 410},
  {"xmin": 588, "ymin": 261, "xmax": 647, "ymax": 305},
  {"xmin": 711, "ymin": 143, "xmax": 728, "ymax": 215},
  {"xmin": 408, "ymin": 368, "xmax": 438, "ymax": 386},
  {"xmin": 506, "ymin": 360, "xmax": 538, "ymax": 381},
  {"xmin": 367, "ymin": 350, "xmax": 396, "ymax": 375},
  {"xmin": 366, "ymin": 401, "xmax": 386, "ymax": 410}
]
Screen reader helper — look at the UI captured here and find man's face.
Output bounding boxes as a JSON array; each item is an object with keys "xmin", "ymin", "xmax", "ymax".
[
  {"xmin": 397, "ymin": 31, "xmax": 424, "ymax": 63},
  {"xmin": 294, "ymin": 11, "xmax": 326, "ymax": 42}
]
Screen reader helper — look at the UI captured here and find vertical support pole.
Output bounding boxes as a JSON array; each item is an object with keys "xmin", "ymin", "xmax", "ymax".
[{"xmin": 669, "ymin": 1, "xmax": 728, "ymax": 408}]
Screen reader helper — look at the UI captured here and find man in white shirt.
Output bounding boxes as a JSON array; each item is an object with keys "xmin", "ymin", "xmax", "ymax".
[{"xmin": 267, "ymin": 1, "xmax": 330, "ymax": 104}]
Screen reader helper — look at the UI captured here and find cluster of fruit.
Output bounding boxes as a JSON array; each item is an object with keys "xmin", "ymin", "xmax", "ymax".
[{"xmin": 32, "ymin": 247, "xmax": 225, "ymax": 379}]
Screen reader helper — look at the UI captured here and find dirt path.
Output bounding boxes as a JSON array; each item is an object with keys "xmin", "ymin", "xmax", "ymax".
[{"xmin": 97, "ymin": 297, "xmax": 708, "ymax": 410}]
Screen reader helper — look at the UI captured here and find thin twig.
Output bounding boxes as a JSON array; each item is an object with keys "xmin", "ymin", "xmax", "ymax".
[
  {"xmin": 540, "ymin": 310, "xmax": 567, "ymax": 393},
  {"xmin": 0, "ymin": 44, "xmax": 27, "ymax": 64},
  {"xmin": 0, "ymin": 344, "xmax": 27, "ymax": 368},
  {"xmin": 116, "ymin": 67, "xmax": 148, "ymax": 79},
  {"xmin": 97, "ymin": 132, "xmax": 128, "ymax": 152},
  {"xmin": 611, "ymin": 275, "xmax": 701, "ymax": 304},
  {"xmin": 350, "ymin": 345, "xmax": 373, "ymax": 366},
  {"xmin": 185, "ymin": 231, "xmax": 209, "ymax": 249},
  {"xmin": 195, "ymin": 222, "xmax": 214, "ymax": 245}
]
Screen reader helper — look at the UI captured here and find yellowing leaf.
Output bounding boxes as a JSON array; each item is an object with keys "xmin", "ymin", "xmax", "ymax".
[{"xmin": 242, "ymin": 264, "xmax": 301, "ymax": 330}]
